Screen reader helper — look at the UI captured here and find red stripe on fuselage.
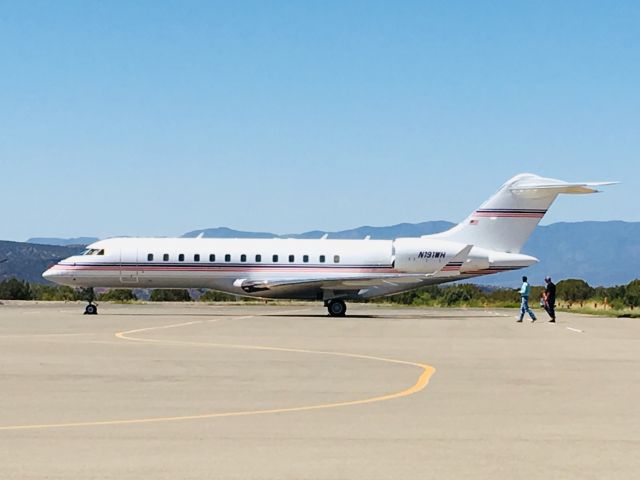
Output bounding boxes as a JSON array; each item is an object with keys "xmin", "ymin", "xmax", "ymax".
[{"xmin": 51, "ymin": 264, "xmax": 400, "ymax": 274}]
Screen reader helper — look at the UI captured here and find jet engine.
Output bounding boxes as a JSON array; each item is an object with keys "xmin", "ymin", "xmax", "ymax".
[{"xmin": 393, "ymin": 238, "xmax": 469, "ymax": 273}]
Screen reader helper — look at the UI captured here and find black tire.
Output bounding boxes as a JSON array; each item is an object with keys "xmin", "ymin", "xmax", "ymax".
[
  {"xmin": 327, "ymin": 299, "xmax": 347, "ymax": 317},
  {"xmin": 84, "ymin": 304, "xmax": 98, "ymax": 315}
]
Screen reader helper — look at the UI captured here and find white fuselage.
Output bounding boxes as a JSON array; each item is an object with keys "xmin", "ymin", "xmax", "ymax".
[{"xmin": 43, "ymin": 236, "xmax": 536, "ymax": 300}]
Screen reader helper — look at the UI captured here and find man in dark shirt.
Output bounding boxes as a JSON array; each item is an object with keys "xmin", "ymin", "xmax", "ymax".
[{"xmin": 543, "ymin": 276, "xmax": 556, "ymax": 322}]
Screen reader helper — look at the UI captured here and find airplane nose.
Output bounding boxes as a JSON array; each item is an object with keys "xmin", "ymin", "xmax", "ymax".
[{"xmin": 42, "ymin": 263, "xmax": 63, "ymax": 280}]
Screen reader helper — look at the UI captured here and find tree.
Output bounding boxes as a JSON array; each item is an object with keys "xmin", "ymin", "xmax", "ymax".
[
  {"xmin": 556, "ymin": 279, "xmax": 593, "ymax": 304},
  {"xmin": 486, "ymin": 287, "xmax": 519, "ymax": 305},
  {"xmin": 150, "ymin": 289, "xmax": 192, "ymax": 301},
  {"xmin": 199, "ymin": 290, "xmax": 238, "ymax": 302},
  {"xmin": 441, "ymin": 284, "xmax": 482, "ymax": 306},
  {"xmin": 98, "ymin": 289, "xmax": 137, "ymax": 302},
  {"xmin": 0, "ymin": 278, "xmax": 32, "ymax": 300},
  {"xmin": 623, "ymin": 279, "xmax": 640, "ymax": 308}
]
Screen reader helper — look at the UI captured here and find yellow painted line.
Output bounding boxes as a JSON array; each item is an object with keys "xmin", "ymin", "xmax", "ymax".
[{"xmin": 0, "ymin": 309, "xmax": 436, "ymax": 431}]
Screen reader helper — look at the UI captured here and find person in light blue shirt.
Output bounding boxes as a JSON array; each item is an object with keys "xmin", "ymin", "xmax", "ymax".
[{"xmin": 517, "ymin": 275, "xmax": 537, "ymax": 322}]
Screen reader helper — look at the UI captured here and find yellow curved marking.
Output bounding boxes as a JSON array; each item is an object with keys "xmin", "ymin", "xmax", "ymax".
[{"xmin": 0, "ymin": 313, "xmax": 435, "ymax": 431}]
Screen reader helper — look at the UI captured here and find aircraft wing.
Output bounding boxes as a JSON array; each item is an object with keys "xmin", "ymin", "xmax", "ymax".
[
  {"xmin": 234, "ymin": 273, "xmax": 427, "ymax": 293},
  {"xmin": 233, "ymin": 245, "xmax": 473, "ymax": 293}
]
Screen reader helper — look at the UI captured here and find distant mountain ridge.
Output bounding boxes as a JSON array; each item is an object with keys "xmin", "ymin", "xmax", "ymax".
[
  {"xmin": 0, "ymin": 241, "xmax": 83, "ymax": 284},
  {"xmin": 182, "ymin": 221, "xmax": 455, "ymax": 240},
  {"xmin": 27, "ymin": 237, "xmax": 99, "ymax": 246},
  {"xmin": 11, "ymin": 221, "xmax": 640, "ymax": 286}
]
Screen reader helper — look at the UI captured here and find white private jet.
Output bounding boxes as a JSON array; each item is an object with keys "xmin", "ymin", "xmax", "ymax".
[{"xmin": 43, "ymin": 173, "xmax": 614, "ymax": 316}]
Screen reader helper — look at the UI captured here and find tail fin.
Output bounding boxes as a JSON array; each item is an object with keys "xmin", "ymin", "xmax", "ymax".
[{"xmin": 427, "ymin": 173, "xmax": 616, "ymax": 253}]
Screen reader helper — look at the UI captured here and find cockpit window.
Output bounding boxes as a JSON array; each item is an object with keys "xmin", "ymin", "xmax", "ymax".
[{"xmin": 82, "ymin": 249, "xmax": 105, "ymax": 256}]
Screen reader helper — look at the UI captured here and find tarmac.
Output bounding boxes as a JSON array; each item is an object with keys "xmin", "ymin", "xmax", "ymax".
[{"xmin": 0, "ymin": 301, "xmax": 638, "ymax": 479}]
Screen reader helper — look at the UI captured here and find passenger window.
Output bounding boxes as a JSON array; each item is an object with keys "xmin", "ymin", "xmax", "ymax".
[
  {"xmin": 194, "ymin": 254, "xmax": 200, "ymax": 262},
  {"xmin": 289, "ymin": 255, "xmax": 295, "ymax": 262},
  {"xmin": 163, "ymin": 254, "xmax": 169, "ymax": 261},
  {"xmin": 272, "ymin": 254, "xmax": 279, "ymax": 262},
  {"xmin": 303, "ymin": 255, "xmax": 309, "ymax": 263},
  {"xmin": 209, "ymin": 254, "xmax": 215, "ymax": 262},
  {"xmin": 225, "ymin": 254, "xmax": 231, "ymax": 262},
  {"xmin": 178, "ymin": 254, "xmax": 185, "ymax": 262},
  {"xmin": 319, "ymin": 255, "xmax": 325, "ymax": 263},
  {"xmin": 255, "ymin": 254, "xmax": 262, "ymax": 262},
  {"xmin": 147, "ymin": 253, "xmax": 154, "ymax": 261},
  {"xmin": 241, "ymin": 254, "xmax": 247, "ymax": 262},
  {"xmin": 334, "ymin": 255, "xmax": 340, "ymax": 263}
]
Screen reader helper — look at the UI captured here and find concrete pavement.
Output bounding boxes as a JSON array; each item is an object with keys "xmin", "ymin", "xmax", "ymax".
[{"xmin": 0, "ymin": 302, "xmax": 638, "ymax": 479}]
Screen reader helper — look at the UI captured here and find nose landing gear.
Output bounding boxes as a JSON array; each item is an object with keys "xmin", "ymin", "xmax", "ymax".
[
  {"xmin": 326, "ymin": 299, "xmax": 347, "ymax": 317},
  {"xmin": 84, "ymin": 303, "xmax": 98, "ymax": 315},
  {"xmin": 81, "ymin": 288, "xmax": 98, "ymax": 315}
]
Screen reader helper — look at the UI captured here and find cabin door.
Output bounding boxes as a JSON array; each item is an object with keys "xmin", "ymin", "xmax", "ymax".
[{"xmin": 119, "ymin": 247, "xmax": 139, "ymax": 284}]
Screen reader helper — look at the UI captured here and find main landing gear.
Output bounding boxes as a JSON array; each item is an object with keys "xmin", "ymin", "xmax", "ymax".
[
  {"xmin": 81, "ymin": 287, "xmax": 98, "ymax": 315},
  {"xmin": 326, "ymin": 299, "xmax": 347, "ymax": 317}
]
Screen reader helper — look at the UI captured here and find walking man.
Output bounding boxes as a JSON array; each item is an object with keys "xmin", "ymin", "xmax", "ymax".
[
  {"xmin": 517, "ymin": 275, "xmax": 537, "ymax": 322},
  {"xmin": 542, "ymin": 276, "xmax": 556, "ymax": 322}
]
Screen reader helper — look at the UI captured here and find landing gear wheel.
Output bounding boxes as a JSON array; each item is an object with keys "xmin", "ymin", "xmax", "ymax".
[
  {"xmin": 84, "ymin": 304, "xmax": 98, "ymax": 315},
  {"xmin": 80, "ymin": 287, "xmax": 98, "ymax": 315},
  {"xmin": 327, "ymin": 299, "xmax": 347, "ymax": 317}
]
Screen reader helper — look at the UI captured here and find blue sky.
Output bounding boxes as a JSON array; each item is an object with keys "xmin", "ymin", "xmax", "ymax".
[{"xmin": 1, "ymin": 1, "xmax": 638, "ymax": 241}]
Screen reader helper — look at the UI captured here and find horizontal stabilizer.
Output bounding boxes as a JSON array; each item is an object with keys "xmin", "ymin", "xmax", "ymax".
[{"xmin": 510, "ymin": 179, "xmax": 618, "ymax": 195}]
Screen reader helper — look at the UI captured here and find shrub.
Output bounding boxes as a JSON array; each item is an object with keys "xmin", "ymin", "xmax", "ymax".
[
  {"xmin": 199, "ymin": 290, "xmax": 238, "ymax": 302},
  {"xmin": 0, "ymin": 278, "xmax": 32, "ymax": 300},
  {"xmin": 150, "ymin": 289, "xmax": 192, "ymax": 301},
  {"xmin": 98, "ymin": 289, "xmax": 137, "ymax": 302},
  {"xmin": 30, "ymin": 284, "xmax": 80, "ymax": 301}
]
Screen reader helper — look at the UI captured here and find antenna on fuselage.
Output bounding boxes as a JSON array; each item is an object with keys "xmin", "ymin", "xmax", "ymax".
[{"xmin": 321, "ymin": 233, "xmax": 328, "ymax": 240}]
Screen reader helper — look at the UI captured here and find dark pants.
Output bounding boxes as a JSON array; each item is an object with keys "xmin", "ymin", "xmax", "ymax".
[{"xmin": 544, "ymin": 301, "xmax": 556, "ymax": 320}]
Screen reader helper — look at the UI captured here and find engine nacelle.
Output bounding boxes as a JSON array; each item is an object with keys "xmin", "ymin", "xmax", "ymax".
[{"xmin": 393, "ymin": 238, "xmax": 468, "ymax": 273}]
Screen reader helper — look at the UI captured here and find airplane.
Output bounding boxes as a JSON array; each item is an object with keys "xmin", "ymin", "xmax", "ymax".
[{"xmin": 43, "ymin": 173, "xmax": 615, "ymax": 316}]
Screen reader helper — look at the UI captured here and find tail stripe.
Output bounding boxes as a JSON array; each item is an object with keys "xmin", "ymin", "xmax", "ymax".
[
  {"xmin": 474, "ymin": 208, "xmax": 546, "ymax": 219},
  {"xmin": 442, "ymin": 261, "xmax": 464, "ymax": 272},
  {"xmin": 477, "ymin": 209, "xmax": 547, "ymax": 213}
]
